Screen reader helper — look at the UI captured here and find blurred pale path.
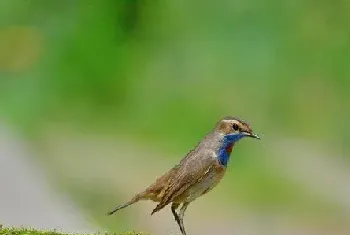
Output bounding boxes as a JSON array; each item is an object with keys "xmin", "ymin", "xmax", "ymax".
[
  {"xmin": 269, "ymin": 137, "xmax": 350, "ymax": 213},
  {"xmin": 0, "ymin": 122, "xmax": 96, "ymax": 233}
]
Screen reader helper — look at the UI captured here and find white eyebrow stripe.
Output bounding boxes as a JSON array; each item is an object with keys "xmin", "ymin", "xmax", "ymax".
[{"xmin": 222, "ymin": 119, "xmax": 240, "ymax": 124}]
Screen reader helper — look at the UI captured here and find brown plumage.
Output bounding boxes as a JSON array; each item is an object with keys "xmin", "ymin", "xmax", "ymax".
[{"xmin": 107, "ymin": 116, "xmax": 260, "ymax": 235}]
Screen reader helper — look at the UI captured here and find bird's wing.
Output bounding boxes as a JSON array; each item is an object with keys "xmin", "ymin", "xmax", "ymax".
[{"xmin": 151, "ymin": 149, "xmax": 217, "ymax": 214}]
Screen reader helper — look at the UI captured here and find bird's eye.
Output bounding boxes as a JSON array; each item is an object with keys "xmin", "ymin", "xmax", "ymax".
[{"xmin": 232, "ymin": 123, "xmax": 239, "ymax": 131}]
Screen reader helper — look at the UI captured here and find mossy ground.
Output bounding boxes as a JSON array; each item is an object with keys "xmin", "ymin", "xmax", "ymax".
[{"xmin": 0, "ymin": 228, "xmax": 148, "ymax": 235}]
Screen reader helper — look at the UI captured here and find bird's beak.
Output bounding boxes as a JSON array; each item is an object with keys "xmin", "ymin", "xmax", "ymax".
[{"xmin": 242, "ymin": 131, "xmax": 260, "ymax": 139}]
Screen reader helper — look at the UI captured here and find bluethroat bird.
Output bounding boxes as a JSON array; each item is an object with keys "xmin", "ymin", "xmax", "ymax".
[{"xmin": 107, "ymin": 116, "xmax": 260, "ymax": 235}]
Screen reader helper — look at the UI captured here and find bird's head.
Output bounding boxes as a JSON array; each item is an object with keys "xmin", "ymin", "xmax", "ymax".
[{"xmin": 215, "ymin": 116, "xmax": 260, "ymax": 143}]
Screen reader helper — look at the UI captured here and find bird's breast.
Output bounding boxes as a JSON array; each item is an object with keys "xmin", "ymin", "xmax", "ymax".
[{"xmin": 177, "ymin": 161, "xmax": 226, "ymax": 203}]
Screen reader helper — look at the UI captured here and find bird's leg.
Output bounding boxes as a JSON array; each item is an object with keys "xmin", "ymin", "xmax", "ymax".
[
  {"xmin": 171, "ymin": 203, "xmax": 181, "ymax": 228},
  {"xmin": 177, "ymin": 202, "xmax": 189, "ymax": 235}
]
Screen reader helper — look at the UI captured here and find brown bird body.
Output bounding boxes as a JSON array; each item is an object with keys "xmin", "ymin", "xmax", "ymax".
[{"xmin": 107, "ymin": 116, "xmax": 260, "ymax": 235}]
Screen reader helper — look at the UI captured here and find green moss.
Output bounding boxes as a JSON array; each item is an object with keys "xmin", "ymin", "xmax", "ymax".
[{"xmin": 0, "ymin": 227, "xmax": 148, "ymax": 235}]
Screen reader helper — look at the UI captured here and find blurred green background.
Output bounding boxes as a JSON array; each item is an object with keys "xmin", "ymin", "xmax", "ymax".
[{"xmin": 1, "ymin": 0, "xmax": 350, "ymax": 234}]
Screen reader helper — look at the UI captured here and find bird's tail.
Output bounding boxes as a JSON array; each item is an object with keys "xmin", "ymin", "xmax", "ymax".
[{"xmin": 106, "ymin": 194, "xmax": 142, "ymax": 216}]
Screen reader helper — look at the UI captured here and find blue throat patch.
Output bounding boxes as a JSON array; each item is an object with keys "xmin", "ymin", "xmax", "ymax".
[{"xmin": 217, "ymin": 133, "xmax": 244, "ymax": 166}]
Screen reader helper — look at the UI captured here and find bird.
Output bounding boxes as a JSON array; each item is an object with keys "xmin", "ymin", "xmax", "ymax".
[{"xmin": 107, "ymin": 116, "xmax": 260, "ymax": 235}]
